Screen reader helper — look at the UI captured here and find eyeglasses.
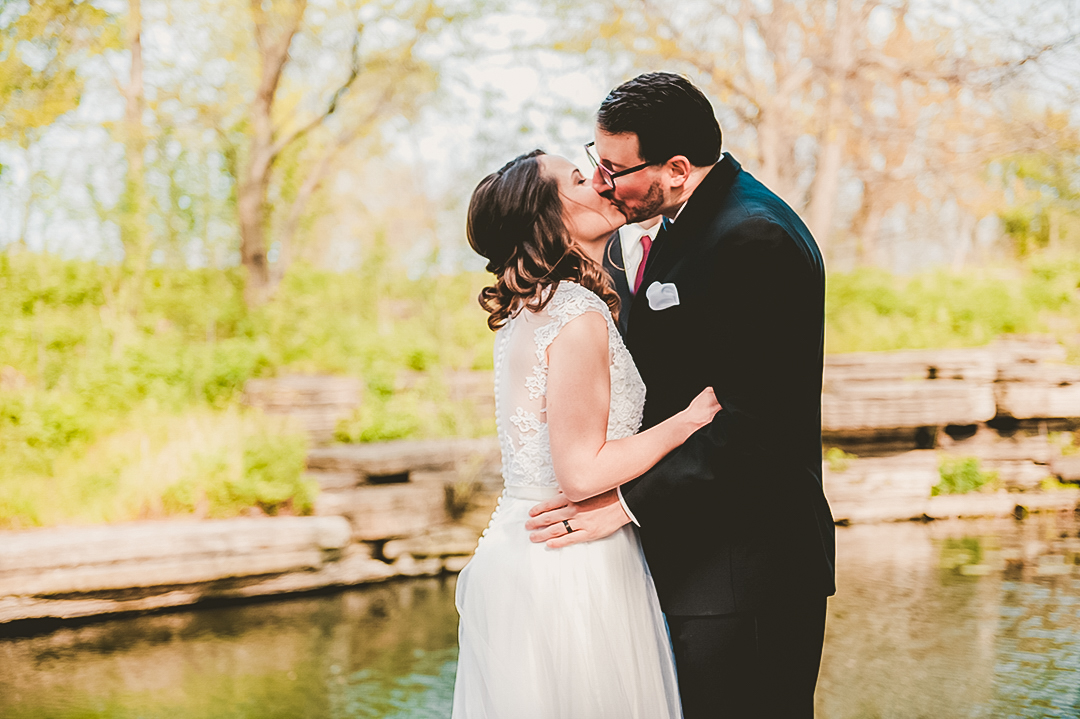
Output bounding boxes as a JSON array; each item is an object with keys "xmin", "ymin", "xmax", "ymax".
[{"xmin": 585, "ymin": 141, "xmax": 653, "ymax": 190}]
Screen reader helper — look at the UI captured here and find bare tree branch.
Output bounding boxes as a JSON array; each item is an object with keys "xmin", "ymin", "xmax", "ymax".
[
  {"xmin": 270, "ymin": 22, "xmax": 365, "ymax": 161},
  {"xmin": 272, "ymin": 80, "xmax": 400, "ymax": 281}
]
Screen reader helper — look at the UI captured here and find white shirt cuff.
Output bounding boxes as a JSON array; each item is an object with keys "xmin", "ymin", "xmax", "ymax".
[{"xmin": 616, "ymin": 485, "xmax": 640, "ymax": 527}]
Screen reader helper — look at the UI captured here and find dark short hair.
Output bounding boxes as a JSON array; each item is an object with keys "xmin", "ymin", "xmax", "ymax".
[{"xmin": 597, "ymin": 72, "xmax": 721, "ymax": 167}]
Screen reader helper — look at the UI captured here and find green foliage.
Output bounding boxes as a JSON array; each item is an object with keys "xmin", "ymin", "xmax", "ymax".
[
  {"xmin": 336, "ymin": 394, "xmax": 422, "ymax": 443},
  {"xmin": 0, "ymin": 0, "xmax": 119, "ymax": 144},
  {"xmin": 1050, "ymin": 430, "xmax": 1080, "ymax": 456},
  {"xmin": 1039, "ymin": 476, "xmax": 1072, "ymax": 492},
  {"xmin": 933, "ymin": 456, "xmax": 999, "ymax": 496},
  {"xmin": 0, "ymin": 408, "xmax": 313, "ymax": 529},
  {"xmin": 996, "ymin": 126, "xmax": 1080, "ymax": 257},
  {"xmin": 163, "ymin": 421, "xmax": 314, "ymax": 518},
  {"xmin": 3, "ymin": 249, "xmax": 1080, "ymax": 528},
  {"xmin": 939, "ymin": 537, "xmax": 984, "ymax": 571},
  {"xmin": 825, "ymin": 261, "xmax": 1080, "ymax": 353},
  {"xmin": 824, "ymin": 447, "xmax": 856, "ymax": 472},
  {"xmin": 0, "ymin": 390, "xmax": 92, "ymax": 471},
  {"xmin": 0, "ymin": 252, "xmax": 492, "ymax": 527}
]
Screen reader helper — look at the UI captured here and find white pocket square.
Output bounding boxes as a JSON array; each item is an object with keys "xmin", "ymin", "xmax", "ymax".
[{"xmin": 645, "ymin": 281, "xmax": 680, "ymax": 311}]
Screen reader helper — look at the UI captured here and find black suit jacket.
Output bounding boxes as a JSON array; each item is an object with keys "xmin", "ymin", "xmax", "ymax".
[
  {"xmin": 622, "ymin": 153, "xmax": 836, "ymax": 616},
  {"xmin": 603, "ymin": 231, "xmax": 634, "ymax": 337}
]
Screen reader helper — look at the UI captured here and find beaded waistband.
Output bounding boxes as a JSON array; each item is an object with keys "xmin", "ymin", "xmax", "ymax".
[{"xmin": 504, "ymin": 485, "xmax": 561, "ymax": 500}]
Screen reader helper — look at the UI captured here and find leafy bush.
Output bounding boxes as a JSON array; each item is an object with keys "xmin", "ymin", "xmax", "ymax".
[
  {"xmin": 933, "ymin": 456, "xmax": 1000, "ymax": 496},
  {"xmin": 825, "ymin": 262, "xmax": 1080, "ymax": 353},
  {"xmin": 824, "ymin": 447, "xmax": 857, "ymax": 472},
  {"xmin": 1049, "ymin": 431, "xmax": 1080, "ymax": 456},
  {"xmin": 2, "ymin": 249, "xmax": 1078, "ymax": 527},
  {"xmin": 0, "ymin": 409, "xmax": 312, "ymax": 529},
  {"xmin": 0, "ymin": 253, "xmax": 493, "ymax": 527},
  {"xmin": 238, "ymin": 427, "xmax": 315, "ymax": 515},
  {"xmin": 164, "ymin": 426, "xmax": 314, "ymax": 518}
]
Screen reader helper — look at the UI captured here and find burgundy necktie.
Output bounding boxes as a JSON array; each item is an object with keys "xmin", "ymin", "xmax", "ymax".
[{"xmin": 633, "ymin": 233, "xmax": 652, "ymax": 294}]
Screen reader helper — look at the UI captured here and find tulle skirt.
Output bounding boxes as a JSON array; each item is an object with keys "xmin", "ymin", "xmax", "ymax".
[{"xmin": 452, "ymin": 486, "xmax": 682, "ymax": 719}]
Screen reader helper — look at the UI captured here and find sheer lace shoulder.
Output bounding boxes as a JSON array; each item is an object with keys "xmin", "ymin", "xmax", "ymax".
[
  {"xmin": 524, "ymin": 282, "xmax": 610, "ymax": 400},
  {"xmin": 493, "ymin": 281, "xmax": 646, "ymax": 490}
]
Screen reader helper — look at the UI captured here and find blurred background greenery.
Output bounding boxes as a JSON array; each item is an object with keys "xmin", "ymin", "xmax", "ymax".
[{"xmin": 1, "ymin": 0, "xmax": 1078, "ymax": 529}]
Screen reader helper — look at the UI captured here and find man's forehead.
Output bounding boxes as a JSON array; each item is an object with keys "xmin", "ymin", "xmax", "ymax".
[{"xmin": 594, "ymin": 131, "xmax": 643, "ymax": 164}]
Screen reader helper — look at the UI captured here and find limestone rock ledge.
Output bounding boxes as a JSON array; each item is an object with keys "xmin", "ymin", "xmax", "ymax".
[
  {"xmin": 825, "ymin": 451, "xmax": 1080, "ymax": 524},
  {"xmin": 0, "ymin": 516, "xmax": 425, "ymax": 625}
]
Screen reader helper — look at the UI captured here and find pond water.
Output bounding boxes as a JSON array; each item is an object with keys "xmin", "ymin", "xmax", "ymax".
[{"xmin": 2, "ymin": 513, "xmax": 1080, "ymax": 718}]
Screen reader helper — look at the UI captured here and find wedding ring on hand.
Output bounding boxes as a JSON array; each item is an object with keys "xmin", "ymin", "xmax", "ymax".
[{"xmin": 562, "ymin": 520, "xmax": 575, "ymax": 534}]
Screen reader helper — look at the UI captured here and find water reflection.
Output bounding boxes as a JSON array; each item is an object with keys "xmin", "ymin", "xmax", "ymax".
[
  {"xmin": 818, "ymin": 513, "xmax": 1080, "ymax": 719},
  {"xmin": 2, "ymin": 514, "xmax": 1080, "ymax": 718},
  {"xmin": 0, "ymin": 579, "xmax": 460, "ymax": 718}
]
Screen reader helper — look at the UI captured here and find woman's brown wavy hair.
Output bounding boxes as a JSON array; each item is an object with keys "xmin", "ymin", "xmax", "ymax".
[{"xmin": 466, "ymin": 150, "xmax": 620, "ymax": 331}]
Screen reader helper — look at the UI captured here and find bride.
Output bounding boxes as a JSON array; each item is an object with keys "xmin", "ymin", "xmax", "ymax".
[{"xmin": 452, "ymin": 149, "xmax": 720, "ymax": 718}]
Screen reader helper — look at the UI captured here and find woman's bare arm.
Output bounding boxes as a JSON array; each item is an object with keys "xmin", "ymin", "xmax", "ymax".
[{"xmin": 546, "ymin": 312, "xmax": 718, "ymax": 502}]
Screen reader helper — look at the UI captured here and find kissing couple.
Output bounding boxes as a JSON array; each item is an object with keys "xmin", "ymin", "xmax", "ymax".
[{"xmin": 452, "ymin": 72, "xmax": 837, "ymax": 719}]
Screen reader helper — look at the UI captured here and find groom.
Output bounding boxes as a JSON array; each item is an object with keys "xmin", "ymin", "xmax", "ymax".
[
  {"xmin": 527, "ymin": 72, "xmax": 836, "ymax": 718},
  {"xmin": 603, "ymin": 214, "xmax": 663, "ymax": 336}
]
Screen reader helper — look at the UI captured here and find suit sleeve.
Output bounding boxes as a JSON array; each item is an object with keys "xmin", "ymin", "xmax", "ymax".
[{"xmin": 620, "ymin": 217, "xmax": 823, "ymax": 526}]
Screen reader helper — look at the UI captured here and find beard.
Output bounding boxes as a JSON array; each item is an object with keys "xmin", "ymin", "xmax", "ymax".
[{"xmin": 618, "ymin": 178, "xmax": 666, "ymax": 224}]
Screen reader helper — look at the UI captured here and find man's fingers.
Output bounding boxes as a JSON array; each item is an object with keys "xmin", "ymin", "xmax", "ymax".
[
  {"xmin": 524, "ymin": 506, "xmax": 576, "ymax": 531},
  {"xmin": 531, "ymin": 519, "xmax": 592, "ymax": 545},
  {"xmin": 529, "ymin": 526, "xmax": 563, "ymax": 544},
  {"xmin": 529, "ymin": 495, "xmax": 569, "ymax": 517},
  {"xmin": 546, "ymin": 528, "xmax": 589, "ymax": 548}
]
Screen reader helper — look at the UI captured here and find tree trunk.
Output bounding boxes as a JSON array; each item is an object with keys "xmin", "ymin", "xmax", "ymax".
[
  {"xmin": 1047, "ymin": 210, "xmax": 1060, "ymax": 253},
  {"xmin": 755, "ymin": 108, "xmax": 783, "ymax": 197},
  {"xmin": 951, "ymin": 211, "xmax": 977, "ymax": 271},
  {"xmin": 106, "ymin": 0, "xmax": 148, "ymax": 352},
  {"xmin": 16, "ymin": 146, "xmax": 35, "ymax": 250},
  {"xmin": 859, "ymin": 202, "xmax": 884, "ymax": 267},
  {"xmin": 850, "ymin": 177, "xmax": 891, "ymax": 268},
  {"xmin": 238, "ymin": 128, "xmax": 274, "ymax": 307},
  {"xmin": 120, "ymin": 0, "xmax": 147, "ymax": 264},
  {"xmin": 237, "ymin": 0, "xmax": 306, "ymax": 308},
  {"xmin": 805, "ymin": 0, "xmax": 857, "ymax": 249}
]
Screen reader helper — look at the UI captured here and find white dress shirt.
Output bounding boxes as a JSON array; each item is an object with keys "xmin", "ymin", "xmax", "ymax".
[
  {"xmin": 617, "ymin": 218, "xmax": 663, "ymax": 292},
  {"xmin": 618, "ymin": 223, "xmax": 651, "ymax": 292}
]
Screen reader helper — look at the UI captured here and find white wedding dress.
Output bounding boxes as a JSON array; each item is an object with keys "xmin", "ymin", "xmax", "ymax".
[{"xmin": 452, "ymin": 281, "xmax": 682, "ymax": 719}]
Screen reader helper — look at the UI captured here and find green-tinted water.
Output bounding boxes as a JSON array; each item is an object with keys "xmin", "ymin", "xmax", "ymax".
[{"xmin": 2, "ymin": 514, "xmax": 1080, "ymax": 718}]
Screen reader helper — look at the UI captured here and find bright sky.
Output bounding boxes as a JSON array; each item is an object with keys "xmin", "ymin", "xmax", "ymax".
[{"xmin": 1, "ymin": 0, "xmax": 1077, "ymax": 271}]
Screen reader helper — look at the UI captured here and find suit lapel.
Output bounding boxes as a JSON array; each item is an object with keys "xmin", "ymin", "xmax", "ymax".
[
  {"xmin": 640, "ymin": 156, "xmax": 740, "ymax": 288},
  {"xmin": 627, "ymin": 155, "xmax": 742, "ymax": 338},
  {"xmin": 603, "ymin": 230, "xmax": 633, "ymax": 336},
  {"xmin": 604, "ymin": 232, "xmax": 632, "ymax": 300}
]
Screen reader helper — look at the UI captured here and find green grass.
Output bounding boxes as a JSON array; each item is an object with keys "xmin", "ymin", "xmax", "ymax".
[
  {"xmin": 0, "ymin": 251, "xmax": 493, "ymax": 528},
  {"xmin": 1, "ymin": 249, "xmax": 1079, "ymax": 528},
  {"xmin": 824, "ymin": 258, "xmax": 1080, "ymax": 354},
  {"xmin": 0, "ymin": 408, "xmax": 314, "ymax": 529}
]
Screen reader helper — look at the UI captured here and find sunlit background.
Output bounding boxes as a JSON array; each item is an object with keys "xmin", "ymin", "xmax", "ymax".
[{"xmin": 2, "ymin": 0, "xmax": 1080, "ymax": 716}]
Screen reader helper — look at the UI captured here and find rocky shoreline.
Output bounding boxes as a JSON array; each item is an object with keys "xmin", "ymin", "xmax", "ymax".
[
  {"xmin": 2, "ymin": 443, "xmax": 1077, "ymax": 630},
  {"xmin": 3, "ymin": 339, "xmax": 1079, "ymax": 629}
]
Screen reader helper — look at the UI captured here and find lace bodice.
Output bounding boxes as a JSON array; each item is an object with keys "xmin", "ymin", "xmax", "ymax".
[{"xmin": 494, "ymin": 281, "xmax": 646, "ymax": 489}]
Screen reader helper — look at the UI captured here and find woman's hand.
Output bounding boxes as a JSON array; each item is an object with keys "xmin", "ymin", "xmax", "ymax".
[{"xmin": 683, "ymin": 387, "xmax": 721, "ymax": 431}]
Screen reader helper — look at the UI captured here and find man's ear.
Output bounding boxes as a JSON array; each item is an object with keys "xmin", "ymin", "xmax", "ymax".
[{"xmin": 665, "ymin": 155, "xmax": 692, "ymax": 188}]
